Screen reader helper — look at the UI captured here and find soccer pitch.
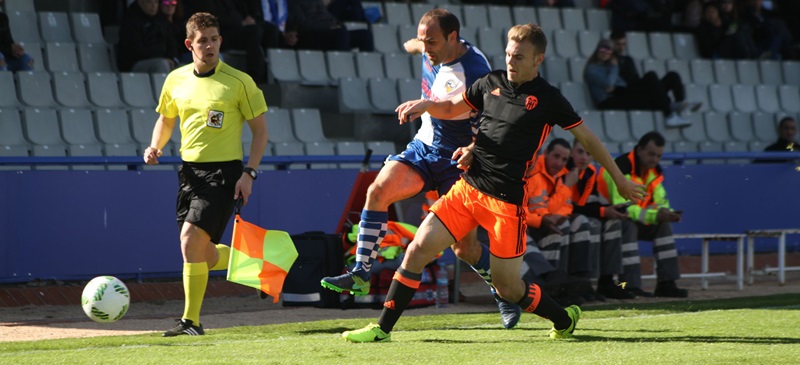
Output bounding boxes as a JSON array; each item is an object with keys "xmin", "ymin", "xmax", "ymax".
[{"xmin": 1, "ymin": 294, "xmax": 799, "ymax": 365}]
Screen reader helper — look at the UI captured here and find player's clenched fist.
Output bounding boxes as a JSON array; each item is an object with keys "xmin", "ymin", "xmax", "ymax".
[{"xmin": 143, "ymin": 146, "xmax": 162, "ymax": 165}]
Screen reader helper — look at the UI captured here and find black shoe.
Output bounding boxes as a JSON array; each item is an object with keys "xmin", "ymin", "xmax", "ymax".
[
  {"xmin": 163, "ymin": 318, "xmax": 205, "ymax": 337},
  {"xmin": 654, "ymin": 281, "xmax": 689, "ymax": 298},
  {"xmin": 625, "ymin": 287, "xmax": 653, "ymax": 298},
  {"xmin": 597, "ymin": 282, "xmax": 636, "ymax": 299}
]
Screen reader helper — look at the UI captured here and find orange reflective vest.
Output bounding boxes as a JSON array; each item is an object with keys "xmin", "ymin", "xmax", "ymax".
[{"xmin": 525, "ymin": 155, "xmax": 573, "ymax": 228}]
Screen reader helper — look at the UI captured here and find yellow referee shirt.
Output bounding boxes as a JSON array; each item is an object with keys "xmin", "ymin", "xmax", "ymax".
[{"xmin": 156, "ymin": 61, "xmax": 268, "ymax": 163}]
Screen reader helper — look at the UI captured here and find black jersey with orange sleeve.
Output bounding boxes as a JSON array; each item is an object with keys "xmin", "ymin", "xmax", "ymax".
[{"xmin": 461, "ymin": 70, "xmax": 583, "ymax": 205}]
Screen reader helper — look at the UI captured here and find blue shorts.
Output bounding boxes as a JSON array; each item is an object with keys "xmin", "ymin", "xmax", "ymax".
[{"xmin": 387, "ymin": 139, "xmax": 463, "ymax": 195}]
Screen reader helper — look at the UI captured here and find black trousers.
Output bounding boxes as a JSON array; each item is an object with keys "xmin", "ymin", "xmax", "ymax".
[{"xmin": 599, "ymin": 71, "xmax": 685, "ymax": 116}]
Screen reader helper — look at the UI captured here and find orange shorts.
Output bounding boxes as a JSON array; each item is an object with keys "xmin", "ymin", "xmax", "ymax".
[{"xmin": 430, "ymin": 178, "xmax": 527, "ymax": 259}]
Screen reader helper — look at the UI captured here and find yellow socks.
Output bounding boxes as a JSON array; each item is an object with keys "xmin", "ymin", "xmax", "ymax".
[
  {"xmin": 209, "ymin": 244, "xmax": 230, "ymax": 271},
  {"xmin": 182, "ymin": 262, "xmax": 208, "ymax": 324}
]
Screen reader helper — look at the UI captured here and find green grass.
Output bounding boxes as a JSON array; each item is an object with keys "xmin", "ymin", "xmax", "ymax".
[{"xmin": 2, "ymin": 295, "xmax": 800, "ymax": 365}]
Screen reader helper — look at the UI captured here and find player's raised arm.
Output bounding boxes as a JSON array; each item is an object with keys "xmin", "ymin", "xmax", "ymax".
[
  {"xmin": 568, "ymin": 123, "xmax": 646, "ymax": 203},
  {"xmin": 396, "ymin": 92, "xmax": 473, "ymax": 125}
]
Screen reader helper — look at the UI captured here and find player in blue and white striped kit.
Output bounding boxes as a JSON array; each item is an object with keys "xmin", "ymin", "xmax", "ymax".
[{"xmin": 322, "ymin": 8, "xmax": 521, "ymax": 329}]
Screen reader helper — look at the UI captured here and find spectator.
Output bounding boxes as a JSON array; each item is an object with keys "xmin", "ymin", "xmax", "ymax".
[
  {"xmin": 118, "ymin": 0, "xmax": 178, "ymax": 73},
  {"xmin": 160, "ymin": 0, "xmax": 192, "ymax": 65},
  {"xmin": 610, "ymin": 0, "xmax": 674, "ymax": 32},
  {"xmin": 191, "ymin": 0, "xmax": 268, "ymax": 83},
  {"xmin": 740, "ymin": 0, "xmax": 793, "ymax": 59},
  {"xmin": 598, "ymin": 131, "xmax": 688, "ymax": 298},
  {"xmin": 247, "ymin": 0, "xmax": 295, "ymax": 49},
  {"xmin": 583, "ymin": 38, "xmax": 698, "ymax": 128},
  {"xmin": 0, "ymin": 0, "xmax": 34, "ymax": 72},
  {"xmin": 286, "ymin": 0, "xmax": 374, "ymax": 52},
  {"xmin": 695, "ymin": 1, "xmax": 759, "ymax": 59},
  {"xmin": 567, "ymin": 139, "xmax": 636, "ymax": 300},
  {"xmin": 759, "ymin": 116, "xmax": 799, "ymax": 163}
]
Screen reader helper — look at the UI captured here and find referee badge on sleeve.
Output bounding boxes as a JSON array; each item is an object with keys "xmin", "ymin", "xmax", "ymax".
[{"xmin": 207, "ymin": 110, "xmax": 224, "ymax": 128}]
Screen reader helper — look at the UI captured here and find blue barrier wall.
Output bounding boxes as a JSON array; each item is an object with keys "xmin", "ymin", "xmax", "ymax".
[{"xmin": 0, "ymin": 163, "xmax": 797, "ymax": 283}]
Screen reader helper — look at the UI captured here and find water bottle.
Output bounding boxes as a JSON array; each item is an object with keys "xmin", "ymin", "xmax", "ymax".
[{"xmin": 435, "ymin": 264, "xmax": 448, "ymax": 308}]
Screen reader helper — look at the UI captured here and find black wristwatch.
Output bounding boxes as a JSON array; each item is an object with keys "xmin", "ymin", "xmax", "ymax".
[{"xmin": 243, "ymin": 167, "xmax": 257, "ymax": 180}]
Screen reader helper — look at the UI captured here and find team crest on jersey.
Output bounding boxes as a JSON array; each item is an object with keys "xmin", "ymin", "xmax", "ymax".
[
  {"xmin": 444, "ymin": 79, "xmax": 457, "ymax": 93},
  {"xmin": 207, "ymin": 110, "xmax": 223, "ymax": 128},
  {"xmin": 525, "ymin": 95, "xmax": 538, "ymax": 110}
]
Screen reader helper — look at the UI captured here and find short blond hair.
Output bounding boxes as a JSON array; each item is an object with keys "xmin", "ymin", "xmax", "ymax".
[
  {"xmin": 185, "ymin": 12, "xmax": 219, "ymax": 40},
  {"xmin": 508, "ymin": 24, "xmax": 547, "ymax": 55}
]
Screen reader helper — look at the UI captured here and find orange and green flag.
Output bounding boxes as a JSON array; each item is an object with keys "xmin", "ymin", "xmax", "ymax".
[{"xmin": 227, "ymin": 213, "xmax": 298, "ymax": 303}]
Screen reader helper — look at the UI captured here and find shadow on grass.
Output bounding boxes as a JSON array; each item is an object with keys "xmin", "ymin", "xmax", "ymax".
[
  {"xmin": 573, "ymin": 334, "xmax": 800, "ymax": 344},
  {"xmin": 589, "ymin": 294, "xmax": 800, "ymax": 312}
]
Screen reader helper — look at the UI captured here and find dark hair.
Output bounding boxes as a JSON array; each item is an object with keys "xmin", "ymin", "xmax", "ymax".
[
  {"xmin": 420, "ymin": 9, "xmax": 460, "ymax": 40},
  {"xmin": 609, "ymin": 30, "xmax": 626, "ymax": 41},
  {"xmin": 546, "ymin": 138, "xmax": 571, "ymax": 152},
  {"xmin": 778, "ymin": 116, "xmax": 796, "ymax": 129},
  {"xmin": 636, "ymin": 131, "xmax": 666, "ymax": 149},
  {"xmin": 186, "ymin": 12, "xmax": 219, "ymax": 40}
]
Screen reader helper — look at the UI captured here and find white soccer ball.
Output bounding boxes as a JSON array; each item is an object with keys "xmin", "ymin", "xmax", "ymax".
[{"xmin": 81, "ymin": 276, "xmax": 130, "ymax": 323}]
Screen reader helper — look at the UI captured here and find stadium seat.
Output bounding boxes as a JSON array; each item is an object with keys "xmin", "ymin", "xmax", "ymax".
[
  {"xmin": 16, "ymin": 71, "xmax": 56, "ymax": 108},
  {"xmin": 699, "ymin": 141, "xmax": 725, "ymax": 164},
  {"xmin": 690, "ymin": 59, "xmax": 714, "ymax": 85},
  {"xmin": 459, "ymin": 26, "xmax": 477, "ymax": 47},
  {"xmin": 712, "ymin": 60, "xmax": 737, "ymax": 85},
  {"xmin": 437, "ymin": 4, "xmax": 463, "ymax": 21},
  {"xmin": 680, "ymin": 112, "xmax": 707, "ymax": 143},
  {"xmin": 22, "ymin": 108, "xmax": 63, "ymax": 146},
  {"xmin": 120, "ymin": 73, "xmax": 156, "ymax": 108},
  {"xmin": 16, "ymin": 41, "xmax": 42, "ymax": 70},
  {"xmin": 338, "ymin": 77, "xmax": 373, "ymax": 113},
  {"xmin": 543, "ymin": 56, "xmax": 569, "ymax": 83},
  {"xmin": 567, "ymin": 56, "xmax": 586, "ymax": 82},
  {"xmin": 290, "ymin": 108, "xmax": 327, "ymax": 143},
  {"xmin": 304, "ymin": 141, "xmax": 337, "ymax": 169},
  {"xmin": 86, "ymin": 72, "xmax": 124, "ymax": 108},
  {"xmin": 559, "ymin": 81, "xmax": 593, "ymax": 112},
  {"xmin": 0, "ymin": 144, "xmax": 31, "ymax": 170},
  {"xmin": 7, "ymin": 11, "xmax": 40, "ymax": 43},
  {"xmin": 640, "ymin": 59, "xmax": 666, "ymax": 76},
  {"xmin": 748, "ymin": 140, "xmax": 765, "ymax": 152},
  {"xmin": 755, "ymin": 84, "xmax": 780, "ymax": 113},
  {"xmin": 398, "ymin": 77, "xmax": 421, "ymax": 102},
  {"xmin": 537, "ymin": 7, "xmax": 563, "ymax": 31},
  {"xmin": 335, "ymin": 141, "xmax": 367, "ymax": 169},
  {"xmin": 626, "ymin": 32, "xmax": 650, "ymax": 60},
  {"xmin": 603, "ymin": 141, "xmax": 622, "ymax": 155},
  {"xmin": 384, "ymin": 52, "xmax": 413, "ymax": 80},
  {"xmin": 665, "ymin": 59, "xmax": 692, "ymax": 84},
  {"xmin": 69, "ymin": 12, "xmax": 105, "ymax": 44},
  {"xmin": 491, "ymin": 54, "xmax": 504, "ymax": 70},
  {"xmin": 602, "ymin": 110, "xmax": 632, "ymax": 142},
  {"xmin": 53, "ymin": 72, "xmax": 90, "ymax": 108},
  {"xmin": 628, "ymin": 110, "xmax": 656, "ymax": 141},
  {"xmin": 477, "ymin": 27, "xmax": 505, "ymax": 58},
  {"xmin": 778, "ymin": 85, "xmax": 800, "ymax": 114},
  {"xmin": 782, "ymin": 61, "xmax": 800, "ymax": 85},
  {"xmin": 59, "ymin": 108, "xmax": 99, "ymax": 146},
  {"xmin": 731, "ymin": 84, "xmax": 757, "ymax": 113},
  {"xmin": 398, "ymin": 24, "xmax": 417, "ymax": 49},
  {"xmin": 355, "ymin": 52, "xmax": 385, "ymax": 79},
  {"xmin": 671, "ymin": 33, "xmax": 699, "ymax": 60},
  {"xmin": 735, "ymin": 60, "xmax": 760, "ymax": 85},
  {"xmin": 671, "ymin": 141, "xmax": 698, "ymax": 164},
  {"xmin": 383, "ymin": 2, "xmax": 411, "ymax": 25},
  {"xmin": 265, "ymin": 107, "xmax": 297, "ymax": 143},
  {"xmin": 39, "ymin": 12, "xmax": 72, "ymax": 43},
  {"xmin": 577, "ymin": 30, "xmax": 600, "ymax": 58},
  {"xmin": 684, "ymin": 83, "xmax": 710, "ymax": 113},
  {"xmin": 410, "ymin": 3, "xmax": 432, "ymax": 24},
  {"xmin": 372, "ymin": 23, "xmax": 401, "ymax": 54},
  {"xmin": 368, "ymin": 77, "xmax": 400, "ymax": 114},
  {"xmin": 94, "ymin": 108, "xmax": 135, "ymax": 145},
  {"xmin": 708, "ymin": 84, "xmax": 734, "ymax": 112},
  {"xmin": 553, "ymin": 29, "xmax": 580, "ymax": 59},
  {"xmin": 326, "ymin": 51, "xmax": 358, "ymax": 81},
  {"xmin": 488, "ymin": 5, "xmax": 514, "ymax": 29},
  {"xmin": 648, "ymin": 32, "xmax": 674, "ymax": 60},
  {"xmin": 513, "ymin": 6, "xmax": 538, "ymax": 25},
  {"xmin": 4, "ymin": 0, "xmax": 34, "ymax": 12},
  {"xmin": 585, "ymin": 9, "xmax": 610, "ymax": 32},
  {"xmin": 751, "ymin": 112, "xmax": 778, "ymax": 142},
  {"xmin": 578, "ymin": 110, "xmax": 607, "ymax": 141},
  {"xmin": 267, "ymin": 49, "xmax": 301, "ymax": 83},
  {"xmin": 128, "ymin": 108, "xmax": 157, "ymax": 145},
  {"xmin": 0, "ymin": 72, "xmax": 21, "ymax": 108},
  {"xmin": 150, "ymin": 73, "xmax": 167, "ymax": 101},
  {"xmin": 44, "ymin": 42, "xmax": 79, "ymax": 72},
  {"xmin": 727, "ymin": 111, "xmax": 755, "ymax": 142},
  {"xmin": 652, "ymin": 110, "xmax": 684, "ymax": 143},
  {"xmin": 362, "ymin": 2, "xmax": 383, "ymax": 21},
  {"xmin": 297, "ymin": 50, "xmax": 330, "ymax": 86},
  {"xmin": 103, "ymin": 142, "xmax": 139, "ymax": 170},
  {"xmin": 463, "ymin": 4, "xmax": 489, "ymax": 28},
  {"xmin": 30, "ymin": 143, "xmax": 69, "ymax": 170},
  {"xmin": 703, "ymin": 111, "xmax": 732, "ymax": 143},
  {"xmin": 758, "ymin": 60, "xmax": 782, "ymax": 85},
  {"xmin": 560, "ymin": 8, "xmax": 586, "ymax": 31},
  {"xmin": 0, "ymin": 108, "xmax": 27, "ymax": 147},
  {"xmin": 77, "ymin": 43, "xmax": 114, "ymax": 72},
  {"xmin": 272, "ymin": 141, "xmax": 307, "ymax": 170}
]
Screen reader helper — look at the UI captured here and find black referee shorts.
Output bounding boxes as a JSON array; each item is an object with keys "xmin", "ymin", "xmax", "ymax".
[{"xmin": 176, "ymin": 160, "xmax": 243, "ymax": 243}]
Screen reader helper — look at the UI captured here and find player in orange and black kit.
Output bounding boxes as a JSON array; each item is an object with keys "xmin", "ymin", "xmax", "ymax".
[{"xmin": 342, "ymin": 23, "xmax": 645, "ymax": 342}]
